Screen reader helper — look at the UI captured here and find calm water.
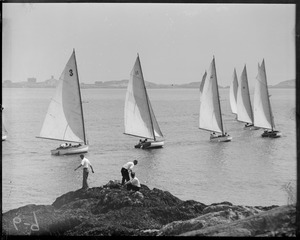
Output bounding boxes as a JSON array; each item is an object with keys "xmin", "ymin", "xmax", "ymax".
[{"xmin": 2, "ymin": 87, "xmax": 296, "ymax": 212}]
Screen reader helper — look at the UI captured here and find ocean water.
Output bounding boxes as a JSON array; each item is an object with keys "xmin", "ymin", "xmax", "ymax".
[{"xmin": 2, "ymin": 87, "xmax": 296, "ymax": 212}]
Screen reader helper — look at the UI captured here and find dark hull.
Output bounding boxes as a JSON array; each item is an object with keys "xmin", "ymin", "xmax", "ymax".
[
  {"xmin": 261, "ymin": 131, "xmax": 282, "ymax": 138},
  {"xmin": 135, "ymin": 140, "xmax": 164, "ymax": 149}
]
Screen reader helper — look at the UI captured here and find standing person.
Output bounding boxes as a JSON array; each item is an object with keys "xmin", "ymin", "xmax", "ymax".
[
  {"xmin": 125, "ymin": 172, "xmax": 141, "ymax": 191},
  {"xmin": 74, "ymin": 154, "xmax": 94, "ymax": 190},
  {"xmin": 121, "ymin": 160, "xmax": 138, "ymax": 185}
]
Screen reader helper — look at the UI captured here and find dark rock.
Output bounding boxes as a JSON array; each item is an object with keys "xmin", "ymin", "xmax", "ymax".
[
  {"xmin": 2, "ymin": 180, "xmax": 296, "ymax": 236},
  {"xmin": 179, "ymin": 205, "xmax": 296, "ymax": 237}
]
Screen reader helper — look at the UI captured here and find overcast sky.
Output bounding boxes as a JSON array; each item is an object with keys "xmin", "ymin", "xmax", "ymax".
[{"xmin": 2, "ymin": 3, "xmax": 295, "ymax": 87}]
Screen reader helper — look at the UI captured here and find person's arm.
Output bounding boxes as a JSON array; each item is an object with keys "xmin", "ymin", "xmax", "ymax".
[
  {"xmin": 74, "ymin": 164, "xmax": 82, "ymax": 171},
  {"xmin": 90, "ymin": 165, "xmax": 94, "ymax": 173},
  {"xmin": 128, "ymin": 165, "xmax": 134, "ymax": 173},
  {"xmin": 124, "ymin": 179, "xmax": 131, "ymax": 185}
]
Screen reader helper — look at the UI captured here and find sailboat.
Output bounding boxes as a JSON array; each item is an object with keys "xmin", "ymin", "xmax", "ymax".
[
  {"xmin": 253, "ymin": 59, "xmax": 281, "ymax": 138},
  {"xmin": 2, "ymin": 106, "xmax": 7, "ymax": 141},
  {"xmin": 124, "ymin": 54, "xmax": 164, "ymax": 149},
  {"xmin": 37, "ymin": 49, "xmax": 89, "ymax": 155},
  {"xmin": 199, "ymin": 57, "xmax": 232, "ymax": 142},
  {"xmin": 236, "ymin": 65, "xmax": 259, "ymax": 130},
  {"xmin": 229, "ymin": 68, "xmax": 238, "ymax": 117}
]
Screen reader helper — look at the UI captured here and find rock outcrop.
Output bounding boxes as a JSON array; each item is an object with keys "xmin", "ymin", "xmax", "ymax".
[{"xmin": 1, "ymin": 180, "xmax": 296, "ymax": 236}]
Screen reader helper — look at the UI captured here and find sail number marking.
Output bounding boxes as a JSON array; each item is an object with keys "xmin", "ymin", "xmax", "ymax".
[{"xmin": 69, "ymin": 69, "xmax": 73, "ymax": 76}]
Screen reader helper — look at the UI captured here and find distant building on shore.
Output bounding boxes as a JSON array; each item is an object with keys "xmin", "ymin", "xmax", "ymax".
[
  {"xmin": 45, "ymin": 76, "xmax": 58, "ymax": 87},
  {"xmin": 2, "ymin": 76, "xmax": 58, "ymax": 88},
  {"xmin": 27, "ymin": 77, "xmax": 37, "ymax": 83},
  {"xmin": 2, "ymin": 78, "xmax": 295, "ymax": 89},
  {"xmin": 95, "ymin": 81, "xmax": 103, "ymax": 85}
]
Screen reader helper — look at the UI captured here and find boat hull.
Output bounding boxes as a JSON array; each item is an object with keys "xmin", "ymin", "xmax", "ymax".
[
  {"xmin": 243, "ymin": 125, "xmax": 260, "ymax": 130},
  {"xmin": 210, "ymin": 135, "xmax": 232, "ymax": 142},
  {"xmin": 261, "ymin": 130, "xmax": 282, "ymax": 138},
  {"xmin": 51, "ymin": 145, "xmax": 89, "ymax": 155},
  {"xmin": 135, "ymin": 140, "xmax": 164, "ymax": 149}
]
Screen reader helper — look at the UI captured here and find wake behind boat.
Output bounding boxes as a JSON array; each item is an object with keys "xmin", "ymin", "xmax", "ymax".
[
  {"xmin": 199, "ymin": 56, "xmax": 232, "ymax": 142},
  {"xmin": 253, "ymin": 59, "xmax": 281, "ymax": 138},
  {"xmin": 124, "ymin": 54, "xmax": 164, "ymax": 149},
  {"xmin": 37, "ymin": 49, "xmax": 89, "ymax": 155}
]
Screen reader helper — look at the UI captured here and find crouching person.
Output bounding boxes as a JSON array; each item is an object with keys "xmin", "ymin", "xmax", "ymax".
[{"xmin": 125, "ymin": 172, "xmax": 141, "ymax": 191}]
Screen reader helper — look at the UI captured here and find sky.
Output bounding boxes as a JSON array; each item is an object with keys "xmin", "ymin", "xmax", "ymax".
[{"xmin": 2, "ymin": 3, "xmax": 296, "ymax": 87}]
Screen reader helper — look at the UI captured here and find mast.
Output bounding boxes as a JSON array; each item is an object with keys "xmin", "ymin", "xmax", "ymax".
[
  {"xmin": 213, "ymin": 56, "xmax": 224, "ymax": 134},
  {"xmin": 137, "ymin": 53, "xmax": 156, "ymax": 141},
  {"xmin": 73, "ymin": 49, "xmax": 87, "ymax": 144}
]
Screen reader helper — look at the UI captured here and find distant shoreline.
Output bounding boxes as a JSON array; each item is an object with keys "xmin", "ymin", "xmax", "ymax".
[
  {"xmin": 1, "ymin": 86, "xmax": 295, "ymax": 89},
  {"xmin": 2, "ymin": 78, "xmax": 295, "ymax": 89}
]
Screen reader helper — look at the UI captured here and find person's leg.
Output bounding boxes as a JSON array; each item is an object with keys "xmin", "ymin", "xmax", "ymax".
[
  {"xmin": 82, "ymin": 168, "xmax": 89, "ymax": 189},
  {"xmin": 121, "ymin": 168, "xmax": 124, "ymax": 184},
  {"xmin": 132, "ymin": 185, "xmax": 140, "ymax": 191},
  {"xmin": 127, "ymin": 183, "xmax": 133, "ymax": 190},
  {"xmin": 124, "ymin": 170, "xmax": 130, "ymax": 182},
  {"xmin": 121, "ymin": 168, "xmax": 127, "ymax": 185}
]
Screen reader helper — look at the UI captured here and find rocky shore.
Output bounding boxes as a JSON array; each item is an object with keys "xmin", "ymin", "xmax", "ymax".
[{"xmin": 2, "ymin": 180, "xmax": 296, "ymax": 236}]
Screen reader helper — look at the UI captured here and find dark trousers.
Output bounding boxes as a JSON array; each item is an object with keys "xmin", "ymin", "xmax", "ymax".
[
  {"xmin": 121, "ymin": 167, "xmax": 130, "ymax": 185},
  {"xmin": 82, "ymin": 168, "xmax": 89, "ymax": 189},
  {"xmin": 127, "ymin": 183, "xmax": 140, "ymax": 191}
]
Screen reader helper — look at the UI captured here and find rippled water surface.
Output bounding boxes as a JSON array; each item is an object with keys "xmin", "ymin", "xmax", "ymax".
[{"xmin": 2, "ymin": 87, "xmax": 296, "ymax": 212}]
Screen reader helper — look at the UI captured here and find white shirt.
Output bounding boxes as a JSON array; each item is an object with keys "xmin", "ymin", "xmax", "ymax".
[
  {"xmin": 81, "ymin": 157, "xmax": 91, "ymax": 169},
  {"xmin": 130, "ymin": 177, "xmax": 141, "ymax": 187},
  {"xmin": 122, "ymin": 162, "xmax": 134, "ymax": 171}
]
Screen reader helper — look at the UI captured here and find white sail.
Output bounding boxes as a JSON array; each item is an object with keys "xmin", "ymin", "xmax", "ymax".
[
  {"xmin": 2, "ymin": 107, "xmax": 8, "ymax": 140},
  {"xmin": 199, "ymin": 70, "xmax": 207, "ymax": 95},
  {"xmin": 2, "ymin": 122, "xmax": 7, "ymax": 134},
  {"xmin": 253, "ymin": 59, "xmax": 274, "ymax": 130},
  {"xmin": 199, "ymin": 57, "xmax": 223, "ymax": 134},
  {"xmin": 229, "ymin": 68, "xmax": 238, "ymax": 114},
  {"xmin": 237, "ymin": 65, "xmax": 254, "ymax": 124},
  {"xmin": 38, "ymin": 50, "xmax": 87, "ymax": 143},
  {"xmin": 124, "ymin": 54, "xmax": 163, "ymax": 140},
  {"xmin": 199, "ymin": 70, "xmax": 207, "ymax": 105}
]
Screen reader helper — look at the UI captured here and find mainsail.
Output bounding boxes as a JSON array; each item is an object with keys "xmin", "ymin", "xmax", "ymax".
[
  {"xmin": 38, "ymin": 50, "xmax": 87, "ymax": 144},
  {"xmin": 229, "ymin": 68, "xmax": 238, "ymax": 114},
  {"xmin": 124, "ymin": 54, "xmax": 163, "ymax": 140},
  {"xmin": 2, "ymin": 122, "xmax": 7, "ymax": 135},
  {"xmin": 237, "ymin": 65, "xmax": 254, "ymax": 124},
  {"xmin": 199, "ymin": 57, "xmax": 224, "ymax": 134},
  {"xmin": 199, "ymin": 70, "xmax": 207, "ymax": 95},
  {"xmin": 2, "ymin": 107, "xmax": 8, "ymax": 140},
  {"xmin": 199, "ymin": 70, "xmax": 207, "ymax": 105},
  {"xmin": 253, "ymin": 59, "xmax": 275, "ymax": 130}
]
